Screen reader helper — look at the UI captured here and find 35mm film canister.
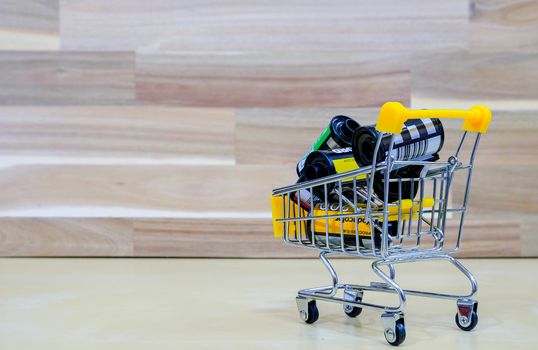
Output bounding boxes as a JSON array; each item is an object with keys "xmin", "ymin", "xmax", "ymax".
[
  {"xmin": 299, "ymin": 148, "xmax": 426, "ymax": 202},
  {"xmin": 372, "ymin": 164, "xmax": 430, "ymax": 203},
  {"xmin": 352, "ymin": 118, "xmax": 444, "ymax": 167},
  {"xmin": 300, "ymin": 148, "xmax": 363, "ymax": 198},
  {"xmin": 296, "ymin": 115, "xmax": 360, "ymax": 176}
]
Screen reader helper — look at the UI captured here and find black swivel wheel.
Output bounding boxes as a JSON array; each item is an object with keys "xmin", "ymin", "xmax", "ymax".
[
  {"xmin": 455, "ymin": 311, "xmax": 478, "ymax": 331},
  {"xmin": 384, "ymin": 319, "xmax": 406, "ymax": 346},
  {"xmin": 343, "ymin": 294, "xmax": 363, "ymax": 318},
  {"xmin": 302, "ymin": 301, "xmax": 319, "ymax": 324}
]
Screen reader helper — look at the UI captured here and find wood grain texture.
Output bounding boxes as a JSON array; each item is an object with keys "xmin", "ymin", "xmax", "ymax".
[
  {"xmin": 0, "ymin": 165, "xmax": 294, "ymax": 215},
  {"xmin": 449, "ymin": 218, "xmax": 522, "ymax": 257},
  {"xmin": 136, "ymin": 52, "xmax": 410, "ymax": 107},
  {"xmin": 521, "ymin": 216, "xmax": 538, "ymax": 256},
  {"xmin": 0, "ymin": 107, "xmax": 234, "ymax": 164},
  {"xmin": 0, "ymin": 110, "xmax": 535, "ymax": 257},
  {"xmin": 1, "ymin": 218, "xmax": 305, "ymax": 258},
  {"xmin": 459, "ymin": 165, "xmax": 538, "ymax": 216},
  {"xmin": 471, "ymin": 0, "xmax": 538, "ymax": 52},
  {"xmin": 0, "ymin": 217, "xmax": 528, "ymax": 257},
  {"xmin": 474, "ymin": 111, "xmax": 538, "ymax": 166},
  {"xmin": 235, "ymin": 108, "xmax": 379, "ymax": 165},
  {"xmin": 0, "ymin": 218, "xmax": 132, "ymax": 256},
  {"xmin": 0, "ymin": 0, "xmax": 59, "ymax": 50},
  {"xmin": 411, "ymin": 51, "xmax": 538, "ymax": 109},
  {"xmin": 452, "ymin": 111, "xmax": 538, "ymax": 214},
  {"xmin": 0, "ymin": 217, "xmax": 309, "ymax": 257},
  {"xmin": 235, "ymin": 109, "xmax": 537, "ymax": 166},
  {"xmin": 132, "ymin": 218, "xmax": 313, "ymax": 257},
  {"xmin": 0, "ymin": 1, "xmax": 537, "ymax": 257},
  {"xmin": 60, "ymin": 0, "xmax": 468, "ymax": 52},
  {"xmin": 0, "ymin": 52, "xmax": 135, "ymax": 105}
]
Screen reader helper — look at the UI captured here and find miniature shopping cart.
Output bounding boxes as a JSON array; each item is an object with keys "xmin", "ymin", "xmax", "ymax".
[{"xmin": 270, "ymin": 102, "xmax": 491, "ymax": 346}]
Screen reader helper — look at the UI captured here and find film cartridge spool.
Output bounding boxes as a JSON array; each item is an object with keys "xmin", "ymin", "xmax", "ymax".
[{"xmin": 296, "ymin": 115, "xmax": 360, "ymax": 176}]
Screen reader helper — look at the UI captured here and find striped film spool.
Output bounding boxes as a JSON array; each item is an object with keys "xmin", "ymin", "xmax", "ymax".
[
  {"xmin": 352, "ymin": 118, "xmax": 444, "ymax": 167},
  {"xmin": 390, "ymin": 118, "xmax": 444, "ymax": 162}
]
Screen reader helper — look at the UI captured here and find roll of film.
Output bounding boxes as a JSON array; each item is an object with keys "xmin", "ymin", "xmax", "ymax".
[{"xmin": 296, "ymin": 115, "xmax": 360, "ymax": 176}]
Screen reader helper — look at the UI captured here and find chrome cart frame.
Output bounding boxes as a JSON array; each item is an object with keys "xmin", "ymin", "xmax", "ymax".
[{"xmin": 270, "ymin": 103, "xmax": 491, "ymax": 346}]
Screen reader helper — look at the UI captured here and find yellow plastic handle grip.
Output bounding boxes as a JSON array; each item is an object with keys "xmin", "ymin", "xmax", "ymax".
[{"xmin": 376, "ymin": 102, "xmax": 492, "ymax": 134}]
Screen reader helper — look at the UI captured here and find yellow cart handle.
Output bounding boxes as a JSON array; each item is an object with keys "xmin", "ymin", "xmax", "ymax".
[{"xmin": 376, "ymin": 102, "xmax": 491, "ymax": 134}]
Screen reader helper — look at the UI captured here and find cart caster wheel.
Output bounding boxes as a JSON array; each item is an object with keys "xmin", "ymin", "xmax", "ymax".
[
  {"xmin": 455, "ymin": 299, "xmax": 478, "ymax": 331},
  {"xmin": 344, "ymin": 291, "xmax": 362, "ymax": 317},
  {"xmin": 382, "ymin": 313, "xmax": 406, "ymax": 346},
  {"xmin": 384, "ymin": 321, "xmax": 406, "ymax": 346},
  {"xmin": 344, "ymin": 303, "xmax": 362, "ymax": 318},
  {"xmin": 297, "ymin": 298, "xmax": 319, "ymax": 324},
  {"xmin": 455, "ymin": 311, "xmax": 478, "ymax": 331},
  {"xmin": 302, "ymin": 301, "xmax": 319, "ymax": 324}
]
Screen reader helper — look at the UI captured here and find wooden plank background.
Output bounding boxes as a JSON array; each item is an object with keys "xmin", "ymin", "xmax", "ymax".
[{"xmin": 0, "ymin": 0, "xmax": 536, "ymax": 257}]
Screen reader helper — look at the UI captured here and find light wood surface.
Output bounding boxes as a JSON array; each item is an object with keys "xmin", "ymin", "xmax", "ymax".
[
  {"xmin": 0, "ymin": 0, "xmax": 59, "ymax": 50},
  {"xmin": 0, "ymin": 258, "xmax": 537, "ymax": 349},
  {"xmin": 136, "ymin": 51, "xmax": 410, "ymax": 107},
  {"xmin": 0, "ymin": 1, "xmax": 536, "ymax": 257},
  {"xmin": 470, "ymin": 0, "xmax": 538, "ymax": 52},
  {"xmin": 0, "ymin": 52, "xmax": 135, "ymax": 105},
  {"xmin": 0, "ymin": 165, "xmax": 295, "ymax": 213},
  {"xmin": 235, "ymin": 108, "xmax": 380, "ymax": 165},
  {"xmin": 60, "ymin": 0, "xmax": 468, "ymax": 52},
  {"xmin": 0, "ymin": 109, "xmax": 533, "ymax": 257},
  {"xmin": 411, "ymin": 51, "xmax": 538, "ymax": 109},
  {"xmin": 0, "ymin": 217, "xmax": 524, "ymax": 257},
  {"xmin": 0, "ymin": 107, "xmax": 235, "ymax": 163}
]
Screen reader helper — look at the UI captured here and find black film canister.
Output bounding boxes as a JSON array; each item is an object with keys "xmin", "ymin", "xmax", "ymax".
[
  {"xmin": 352, "ymin": 118, "xmax": 444, "ymax": 167},
  {"xmin": 300, "ymin": 148, "xmax": 358, "ymax": 198},
  {"xmin": 296, "ymin": 115, "xmax": 360, "ymax": 176}
]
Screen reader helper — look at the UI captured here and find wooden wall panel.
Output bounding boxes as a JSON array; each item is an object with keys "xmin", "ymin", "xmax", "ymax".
[
  {"xmin": 448, "ymin": 218, "xmax": 522, "ymax": 257},
  {"xmin": 521, "ymin": 216, "xmax": 538, "ymax": 256},
  {"xmin": 0, "ymin": 218, "xmax": 132, "ymax": 256},
  {"xmin": 0, "ymin": 217, "xmax": 524, "ymax": 257},
  {"xmin": 411, "ymin": 51, "xmax": 538, "ymax": 109},
  {"xmin": 446, "ymin": 111, "xmax": 536, "ymax": 258},
  {"xmin": 131, "ymin": 218, "xmax": 313, "ymax": 258},
  {"xmin": 0, "ymin": 1, "xmax": 536, "ymax": 257},
  {"xmin": 60, "ymin": 0, "xmax": 468, "ymax": 52},
  {"xmin": 0, "ymin": 165, "xmax": 294, "ymax": 215},
  {"xmin": 0, "ymin": 52, "xmax": 135, "ymax": 105},
  {"xmin": 0, "ymin": 107, "xmax": 234, "ymax": 164},
  {"xmin": 136, "ymin": 52, "xmax": 410, "ymax": 107},
  {"xmin": 0, "ymin": 109, "xmax": 534, "ymax": 257},
  {"xmin": 470, "ymin": 0, "xmax": 538, "ymax": 52},
  {"xmin": 235, "ymin": 108, "xmax": 379, "ymax": 165},
  {"xmin": 0, "ymin": 0, "xmax": 59, "ymax": 50},
  {"xmin": 457, "ymin": 164, "xmax": 538, "ymax": 216}
]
